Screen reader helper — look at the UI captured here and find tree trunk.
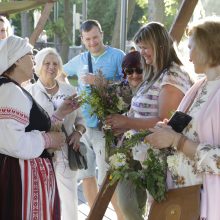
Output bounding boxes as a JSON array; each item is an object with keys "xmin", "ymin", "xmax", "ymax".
[
  {"xmin": 21, "ymin": 12, "xmax": 32, "ymax": 38},
  {"xmin": 148, "ymin": 0, "xmax": 165, "ymax": 23},
  {"xmin": 111, "ymin": 1, "xmax": 121, "ymax": 48},
  {"xmin": 29, "ymin": 3, "xmax": 54, "ymax": 46},
  {"xmin": 127, "ymin": 0, "xmax": 136, "ymax": 34},
  {"xmin": 60, "ymin": 0, "xmax": 72, "ymax": 63},
  {"xmin": 111, "ymin": 0, "xmax": 135, "ymax": 49}
]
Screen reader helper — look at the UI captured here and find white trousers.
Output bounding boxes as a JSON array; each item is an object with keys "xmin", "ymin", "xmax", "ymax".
[{"xmin": 54, "ymin": 161, "xmax": 78, "ymax": 220}]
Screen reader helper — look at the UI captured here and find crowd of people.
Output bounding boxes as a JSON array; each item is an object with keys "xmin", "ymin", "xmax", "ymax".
[{"xmin": 1, "ymin": 14, "xmax": 220, "ymax": 220}]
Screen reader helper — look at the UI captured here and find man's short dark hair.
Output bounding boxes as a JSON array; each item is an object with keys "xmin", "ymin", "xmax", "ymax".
[{"xmin": 80, "ymin": 19, "xmax": 102, "ymax": 33}]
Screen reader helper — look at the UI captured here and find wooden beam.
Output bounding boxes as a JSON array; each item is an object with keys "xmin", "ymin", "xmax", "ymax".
[
  {"xmin": 0, "ymin": 0, "xmax": 55, "ymax": 15},
  {"xmin": 169, "ymin": 0, "xmax": 198, "ymax": 43},
  {"xmin": 87, "ymin": 172, "xmax": 118, "ymax": 220},
  {"xmin": 29, "ymin": 2, "xmax": 54, "ymax": 46}
]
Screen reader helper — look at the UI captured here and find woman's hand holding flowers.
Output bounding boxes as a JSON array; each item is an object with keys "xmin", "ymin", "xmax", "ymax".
[
  {"xmin": 106, "ymin": 114, "xmax": 129, "ymax": 132},
  {"xmin": 145, "ymin": 124, "xmax": 182, "ymax": 149},
  {"xmin": 82, "ymin": 73, "xmax": 96, "ymax": 85}
]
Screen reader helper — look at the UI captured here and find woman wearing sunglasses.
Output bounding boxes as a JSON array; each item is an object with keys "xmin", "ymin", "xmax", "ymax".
[
  {"xmin": 115, "ymin": 51, "xmax": 148, "ymax": 220},
  {"xmin": 106, "ymin": 22, "xmax": 193, "ymax": 220},
  {"xmin": 122, "ymin": 51, "xmax": 143, "ymax": 92}
]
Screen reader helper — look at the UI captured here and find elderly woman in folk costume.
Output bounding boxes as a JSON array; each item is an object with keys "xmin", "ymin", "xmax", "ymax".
[
  {"xmin": 0, "ymin": 36, "xmax": 80, "ymax": 220},
  {"xmin": 26, "ymin": 47, "xmax": 86, "ymax": 220}
]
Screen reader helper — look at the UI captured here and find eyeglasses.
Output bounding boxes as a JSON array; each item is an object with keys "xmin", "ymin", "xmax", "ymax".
[{"xmin": 124, "ymin": 67, "xmax": 143, "ymax": 75}]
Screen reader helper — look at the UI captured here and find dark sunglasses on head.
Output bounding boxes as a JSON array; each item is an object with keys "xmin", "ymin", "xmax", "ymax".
[{"xmin": 124, "ymin": 67, "xmax": 143, "ymax": 75}]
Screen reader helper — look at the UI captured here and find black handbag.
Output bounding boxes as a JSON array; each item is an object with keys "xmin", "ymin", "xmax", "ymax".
[
  {"xmin": 62, "ymin": 125, "xmax": 88, "ymax": 171},
  {"xmin": 68, "ymin": 141, "xmax": 88, "ymax": 171}
]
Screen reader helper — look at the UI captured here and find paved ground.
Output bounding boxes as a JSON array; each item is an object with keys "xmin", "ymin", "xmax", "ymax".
[{"xmin": 77, "ymin": 181, "xmax": 117, "ymax": 220}]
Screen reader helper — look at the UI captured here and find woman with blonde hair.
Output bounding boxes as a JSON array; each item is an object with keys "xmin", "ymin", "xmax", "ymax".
[
  {"xmin": 107, "ymin": 22, "xmax": 192, "ymax": 135},
  {"xmin": 145, "ymin": 17, "xmax": 220, "ymax": 220},
  {"xmin": 26, "ymin": 47, "xmax": 86, "ymax": 220}
]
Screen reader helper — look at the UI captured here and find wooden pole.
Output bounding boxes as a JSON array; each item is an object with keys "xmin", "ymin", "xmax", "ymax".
[
  {"xmin": 87, "ymin": 172, "xmax": 118, "ymax": 220},
  {"xmin": 29, "ymin": 2, "xmax": 54, "ymax": 46},
  {"xmin": 169, "ymin": 0, "xmax": 198, "ymax": 43}
]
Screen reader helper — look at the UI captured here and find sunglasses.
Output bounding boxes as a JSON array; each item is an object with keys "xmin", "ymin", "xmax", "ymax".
[{"xmin": 124, "ymin": 67, "xmax": 143, "ymax": 75}]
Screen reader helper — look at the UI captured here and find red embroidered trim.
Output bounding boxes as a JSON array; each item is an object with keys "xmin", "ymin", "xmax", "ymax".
[
  {"xmin": 0, "ymin": 107, "xmax": 29, "ymax": 124},
  {"xmin": 22, "ymin": 158, "xmax": 56, "ymax": 220}
]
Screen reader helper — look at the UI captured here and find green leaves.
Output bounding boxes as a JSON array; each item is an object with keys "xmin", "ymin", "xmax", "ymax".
[
  {"xmin": 141, "ymin": 148, "xmax": 167, "ymax": 202},
  {"xmin": 109, "ymin": 130, "xmax": 169, "ymax": 202},
  {"xmin": 122, "ymin": 130, "xmax": 151, "ymax": 150},
  {"xmin": 79, "ymin": 72, "xmax": 131, "ymax": 122}
]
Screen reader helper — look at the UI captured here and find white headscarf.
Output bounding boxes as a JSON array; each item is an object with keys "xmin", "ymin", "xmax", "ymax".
[{"xmin": 0, "ymin": 35, "xmax": 33, "ymax": 75}]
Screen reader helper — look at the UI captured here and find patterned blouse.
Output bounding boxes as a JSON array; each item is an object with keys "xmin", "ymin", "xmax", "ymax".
[
  {"xmin": 168, "ymin": 78, "xmax": 220, "ymax": 188},
  {"xmin": 131, "ymin": 62, "xmax": 193, "ymax": 118},
  {"xmin": 131, "ymin": 62, "xmax": 192, "ymax": 162}
]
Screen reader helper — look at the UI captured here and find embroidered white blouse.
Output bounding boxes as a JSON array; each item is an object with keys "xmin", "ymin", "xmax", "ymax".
[{"xmin": 0, "ymin": 82, "xmax": 45, "ymax": 159}]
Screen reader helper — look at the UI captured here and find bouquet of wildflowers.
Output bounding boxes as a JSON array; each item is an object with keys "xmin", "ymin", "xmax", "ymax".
[
  {"xmin": 80, "ymin": 70, "xmax": 132, "ymax": 121},
  {"xmin": 80, "ymin": 70, "xmax": 132, "ymax": 160},
  {"xmin": 109, "ymin": 129, "xmax": 171, "ymax": 202}
]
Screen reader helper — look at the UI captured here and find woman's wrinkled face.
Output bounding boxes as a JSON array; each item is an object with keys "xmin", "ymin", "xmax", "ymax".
[
  {"xmin": 41, "ymin": 54, "xmax": 59, "ymax": 80},
  {"xmin": 188, "ymin": 36, "xmax": 207, "ymax": 74},
  {"xmin": 16, "ymin": 52, "xmax": 34, "ymax": 82},
  {"xmin": 0, "ymin": 21, "xmax": 7, "ymax": 39},
  {"xmin": 137, "ymin": 41, "xmax": 154, "ymax": 66}
]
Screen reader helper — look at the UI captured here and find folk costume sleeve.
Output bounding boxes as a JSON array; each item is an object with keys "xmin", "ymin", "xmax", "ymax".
[{"xmin": 0, "ymin": 83, "xmax": 45, "ymax": 159}]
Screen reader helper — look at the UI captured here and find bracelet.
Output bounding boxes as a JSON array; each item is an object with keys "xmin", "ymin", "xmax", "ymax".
[
  {"xmin": 176, "ymin": 135, "xmax": 187, "ymax": 151},
  {"xmin": 51, "ymin": 113, "xmax": 63, "ymax": 123},
  {"xmin": 74, "ymin": 130, "xmax": 83, "ymax": 136}
]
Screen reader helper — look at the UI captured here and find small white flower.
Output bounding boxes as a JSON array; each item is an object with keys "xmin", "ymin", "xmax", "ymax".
[
  {"xmin": 109, "ymin": 153, "xmax": 127, "ymax": 169},
  {"xmin": 132, "ymin": 142, "xmax": 149, "ymax": 162},
  {"xmin": 124, "ymin": 130, "xmax": 136, "ymax": 139}
]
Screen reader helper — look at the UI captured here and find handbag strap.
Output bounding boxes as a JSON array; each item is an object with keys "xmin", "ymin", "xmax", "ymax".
[
  {"xmin": 88, "ymin": 52, "xmax": 93, "ymax": 73},
  {"xmin": 183, "ymin": 83, "xmax": 204, "ymax": 114},
  {"xmin": 133, "ymin": 67, "xmax": 167, "ymax": 97},
  {"xmin": 61, "ymin": 124, "xmax": 68, "ymax": 139}
]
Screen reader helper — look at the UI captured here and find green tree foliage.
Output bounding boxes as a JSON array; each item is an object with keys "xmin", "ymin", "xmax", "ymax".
[
  {"xmin": 87, "ymin": 0, "xmax": 116, "ymax": 45},
  {"xmin": 164, "ymin": 0, "xmax": 181, "ymax": 28},
  {"xmin": 45, "ymin": 1, "xmax": 67, "ymax": 42},
  {"xmin": 7, "ymin": 0, "xmax": 182, "ymax": 59},
  {"xmin": 10, "ymin": 13, "xmax": 21, "ymax": 36},
  {"xmin": 127, "ymin": 2, "xmax": 148, "ymax": 40}
]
